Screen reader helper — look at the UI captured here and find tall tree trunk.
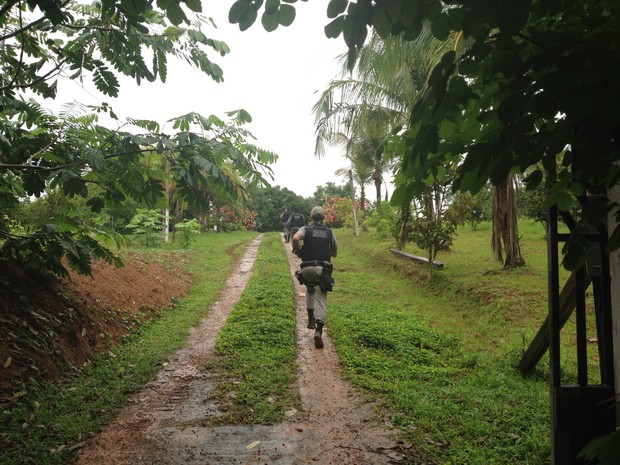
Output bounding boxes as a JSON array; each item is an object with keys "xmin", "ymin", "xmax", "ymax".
[
  {"xmin": 374, "ymin": 171, "xmax": 382, "ymax": 207},
  {"xmin": 398, "ymin": 204, "xmax": 412, "ymax": 250},
  {"xmin": 492, "ymin": 174, "xmax": 525, "ymax": 268},
  {"xmin": 163, "ymin": 177, "xmax": 170, "ymax": 243},
  {"xmin": 349, "ymin": 170, "xmax": 359, "ymax": 237},
  {"xmin": 360, "ymin": 185, "xmax": 366, "ymax": 212},
  {"xmin": 425, "ymin": 186, "xmax": 437, "ymax": 279}
]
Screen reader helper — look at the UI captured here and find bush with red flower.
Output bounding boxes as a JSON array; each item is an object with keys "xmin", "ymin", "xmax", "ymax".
[
  {"xmin": 244, "ymin": 210, "xmax": 258, "ymax": 230},
  {"xmin": 212, "ymin": 204, "xmax": 258, "ymax": 231},
  {"xmin": 323, "ymin": 196, "xmax": 353, "ymax": 228}
]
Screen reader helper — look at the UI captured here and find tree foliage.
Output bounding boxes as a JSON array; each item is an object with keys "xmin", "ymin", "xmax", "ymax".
[
  {"xmin": 446, "ymin": 189, "xmax": 491, "ymax": 231},
  {"xmin": 0, "ymin": 0, "xmax": 276, "ymax": 276},
  {"xmin": 239, "ymin": 0, "xmax": 620, "ymax": 270},
  {"xmin": 243, "ymin": 185, "xmax": 309, "ymax": 232},
  {"xmin": 310, "ymin": 182, "xmax": 349, "ymax": 206},
  {"xmin": 127, "ymin": 208, "xmax": 163, "ymax": 247}
]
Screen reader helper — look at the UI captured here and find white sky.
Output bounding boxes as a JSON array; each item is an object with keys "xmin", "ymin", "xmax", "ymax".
[{"xmin": 58, "ymin": 0, "xmax": 355, "ymax": 199}]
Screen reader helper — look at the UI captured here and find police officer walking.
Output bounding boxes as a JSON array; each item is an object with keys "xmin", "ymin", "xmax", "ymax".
[
  {"xmin": 292, "ymin": 206, "xmax": 338, "ymax": 349},
  {"xmin": 280, "ymin": 207, "xmax": 291, "ymax": 242},
  {"xmin": 287, "ymin": 206, "xmax": 306, "ymax": 241}
]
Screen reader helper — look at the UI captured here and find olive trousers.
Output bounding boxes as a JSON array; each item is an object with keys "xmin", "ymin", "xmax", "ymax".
[{"xmin": 300, "ymin": 265, "xmax": 327, "ymax": 324}]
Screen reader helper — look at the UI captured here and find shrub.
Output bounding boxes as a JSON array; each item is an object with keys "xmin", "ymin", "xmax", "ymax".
[
  {"xmin": 127, "ymin": 209, "xmax": 163, "ymax": 247},
  {"xmin": 323, "ymin": 196, "xmax": 353, "ymax": 228},
  {"xmin": 365, "ymin": 203, "xmax": 398, "ymax": 240},
  {"xmin": 174, "ymin": 218, "xmax": 201, "ymax": 248}
]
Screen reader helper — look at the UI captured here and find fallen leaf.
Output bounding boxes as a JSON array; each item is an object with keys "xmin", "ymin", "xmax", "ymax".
[
  {"xmin": 50, "ymin": 444, "xmax": 66, "ymax": 454},
  {"xmin": 246, "ymin": 440, "xmax": 261, "ymax": 450},
  {"xmin": 68, "ymin": 441, "xmax": 86, "ymax": 452},
  {"xmin": 3, "ymin": 356, "xmax": 12, "ymax": 368}
]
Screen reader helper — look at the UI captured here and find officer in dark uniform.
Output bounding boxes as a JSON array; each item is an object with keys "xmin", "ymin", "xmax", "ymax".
[
  {"xmin": 292, "ymin": 206, "xmax": 338, "ymax": 349},
  {"xmin": 286, "ymin": 206, "xmax": 306, "ymax": 242},
  {"xmin": 280, "ymin": 207, "xmax": 291, "ymax": 242}
]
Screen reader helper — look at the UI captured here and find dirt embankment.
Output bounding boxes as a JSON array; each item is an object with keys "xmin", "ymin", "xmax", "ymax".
[{"xmin": 0, "ymin": 254, "xmax": 193, "ymax": 402}]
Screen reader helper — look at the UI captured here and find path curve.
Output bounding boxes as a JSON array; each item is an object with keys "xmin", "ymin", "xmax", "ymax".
[{"xmin": 74, "ymin": 234, "xmax": 401, "ymax": 465}]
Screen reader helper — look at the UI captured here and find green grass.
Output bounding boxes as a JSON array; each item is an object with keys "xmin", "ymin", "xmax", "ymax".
[
  {"xmin": 328, "ymin": 221, "xmax": 556, "ymax": 464},
  {"xmin": 208, "ymin": 233, "xmax": 300, "ymax": 424},
  {"xmin": 0, "ymin": 230, "xmax": 256, "ymax": 465}
]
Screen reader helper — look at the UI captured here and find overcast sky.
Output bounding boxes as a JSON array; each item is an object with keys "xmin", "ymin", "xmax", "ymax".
[{"xmin": 58, "ymin": 0, "xmax": 356, "ymax": 199}]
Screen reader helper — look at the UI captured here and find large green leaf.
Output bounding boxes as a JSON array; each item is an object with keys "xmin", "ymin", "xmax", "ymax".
[
  {"xmin": 279, "ymin": 4, "xmax": 295, "ymax": 26},
  {"xmin": 185, "ymin": 0, "xmax": 202, "ymax": 13},
  {"xmin": 371, "ymin": 8, "xmax": 392, "ymax": 39},
  {"xmin": 239, "ymin": 5, "xmax": 259, "ymax": 31},
  {"xmin": 265, "ymin": 0, "xmax": 280, "ymax": 15},
  {"xmin": 166, "ymin": 3, "xmax": 188, "ymax": 25},
  {"xmin": 327, "ymin": 0, "xmax": 347, "ymax": 18},
  {"xmin": 229, "ymin": 0, "xmax": 251, "ymax": 23},
  {"xmin": 325, "ymin": 17, "xmax": 344, "ymax": 38},
  {"xmin": 430, "ymin": 13, "xmax": 450, "ymax": 41},
  {"xmin": 261, "ymin": 10, "xmax": 279, "ymax": 32}
]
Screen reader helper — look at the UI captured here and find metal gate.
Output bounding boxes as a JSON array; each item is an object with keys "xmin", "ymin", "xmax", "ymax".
[{"xmin": 547, "ymin": 204, "xmax": 616, "ymax": 464}]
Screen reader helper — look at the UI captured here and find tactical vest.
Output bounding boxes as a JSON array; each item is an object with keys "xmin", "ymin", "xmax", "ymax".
[
  {"xmin": 290, "ymin": 213, "xmax": 305, "ymax": 227},
  {"xmin": 300, "ymin": 224, "xmax": 333, "ymax": 262}
]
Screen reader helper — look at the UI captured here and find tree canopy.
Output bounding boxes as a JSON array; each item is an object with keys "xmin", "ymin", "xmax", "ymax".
[
  {"xmin": 0, "ymin": 0, "xmax": 276, "ymax": 276},
  {"xmin": 236, "ymin": 0, "xmax": 619, "ymax": 269}
]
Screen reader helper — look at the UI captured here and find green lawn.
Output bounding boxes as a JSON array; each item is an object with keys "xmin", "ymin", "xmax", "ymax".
[{"xmin": 324, "ymin": 220, "xmax": 570, "ymax": 464}]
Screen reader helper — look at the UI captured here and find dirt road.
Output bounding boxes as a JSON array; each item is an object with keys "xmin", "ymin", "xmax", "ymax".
[{"xmin": 75, "ymin": 234, "xmax": 402, "ymax": 464}]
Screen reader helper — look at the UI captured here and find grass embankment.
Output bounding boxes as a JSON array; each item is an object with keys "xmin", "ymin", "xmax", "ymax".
[
  {"xmin": 0, "ymin": 231, "xmax": 256, "ymax": 465},
  {"xmin": 207, "ymin": 232, "xmax": 300, "ymax": 424},
  {"xmin": 328, "ymin": 220, "xmax": 555, "ymax": 464}
]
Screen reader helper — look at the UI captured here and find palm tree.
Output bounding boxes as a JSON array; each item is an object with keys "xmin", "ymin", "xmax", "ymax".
[{"xmin": 313, "ymin": 31, "xmax": 431, "ymax": 205}]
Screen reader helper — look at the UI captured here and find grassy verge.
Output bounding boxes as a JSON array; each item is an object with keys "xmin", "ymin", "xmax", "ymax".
[
  {"xmin": 0, "ymin": 230, "xmax": 256, "ymax": 465},
  {"xmin": 328, "ymin": 221, "xmax": 552, "ymax": 464},
  {"xmin": 207, "ymin": 232, "xmax": 300, "ymax": 424}
]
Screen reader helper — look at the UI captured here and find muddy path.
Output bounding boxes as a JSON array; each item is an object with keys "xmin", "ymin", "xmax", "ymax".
[{"xmin": 75, "ymin": 234, "xmax": 402, "ymax": 464}]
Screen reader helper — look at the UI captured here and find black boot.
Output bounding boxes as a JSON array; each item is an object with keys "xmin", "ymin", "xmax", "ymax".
[
  {"xmin": 314, "ymin": 322, "xmax": 324, "ymax": 349},
  {"xmin": 307, "ymin": 309, "xmax": 316, "ymax": 329}
]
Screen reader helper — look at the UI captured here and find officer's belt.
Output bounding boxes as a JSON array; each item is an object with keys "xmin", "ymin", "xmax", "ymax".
[{"xmin": 301, "ymin": 260, "xmax": 330, "ymax": 268}]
